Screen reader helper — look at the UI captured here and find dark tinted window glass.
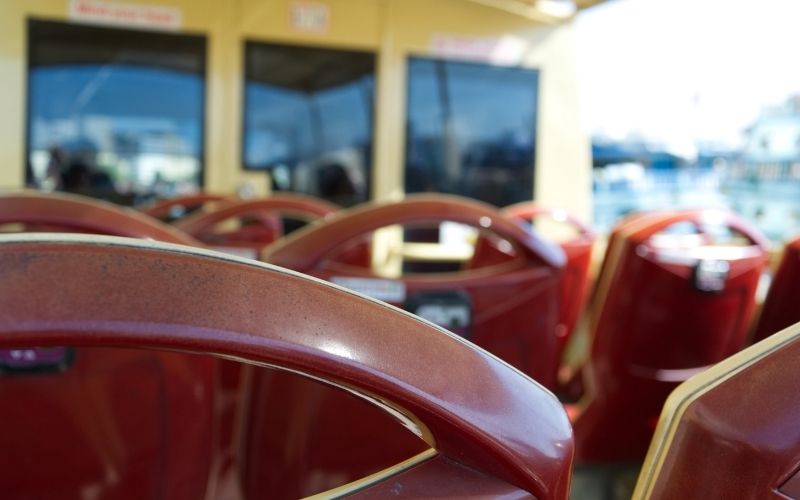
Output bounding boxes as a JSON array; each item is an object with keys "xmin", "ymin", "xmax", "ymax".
[
  {"xmin": 405, "ymin": 58, "xmax": 538, "ymax": 206},
  {"xmin": 244, "ymin": 42, "xmax": 375, "ymax": 207},
  {"xmin": 27, "ymin": 20, "xmax": 206, "ymax": 203}
]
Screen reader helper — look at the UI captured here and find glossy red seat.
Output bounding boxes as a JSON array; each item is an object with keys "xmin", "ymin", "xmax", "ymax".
[
  {"xmin": 751, "ymin": 235, "xmax": 800, "ymax": 343},
  {"xmin": 0, "ymin": 191, "xmax": 200, "ymax": 245},
  {"xmin": 635, "ymin": 321, "xmax": 800, "ymax": 499},
  {"xmin": 503, "ymin": 202, "xmax": 595, "ymax": 362},
  {"xmin": 241, "ymin": 366, "xmax": 432, "ymax": 497},
  {"xmin": 265, "ymin": 194, "xmax": 566, "ymax": 388},
  {"xmin": 0, "ymin": 192, "xmax": 223, "ymax": 498},
  {"xmin": 557, "ymin": 210, "xmax": 669, "ymax": 404},
  {"xmin": 175, "ymin": 194, "xmax": 338, "ymax": 258},
  {"xmin": 0, "ymin": 346, "xmax": 217, "ymax": 499},
  {"xmin": 0, "ymin": 234, "xmax": 574, "ymax": 499},
  {"xmin": 140, "ymin": 193, "xmax": 230, "ymax": 222},
  {"xmin": 571, "ymin": 209, "xmax": 768, "ymax": 463}
]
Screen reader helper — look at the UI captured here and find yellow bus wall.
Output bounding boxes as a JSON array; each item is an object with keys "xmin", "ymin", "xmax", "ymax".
[{"xmin": 0, "ymin": 0, "xmax": 591, "ymax": 218}]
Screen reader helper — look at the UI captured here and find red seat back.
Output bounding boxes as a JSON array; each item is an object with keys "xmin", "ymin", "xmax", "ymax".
[
  {"xmin": 503, "ymin": 202, "xmax": 595, "ymax": 357},
  {"xmin": 0, "ymin": 235, "xmax": 574, "ymax": 499},
  {"xmin": 0, "ymin": 192, "xmax": 217, "ymax": 498},
  {"xmin": 242, "ymin": 369, "xmax": 429, "ymax": 498},
  {"xmin": 140, "ymin": 193, "xmax": 230, "ymax": 222},
  {"xmin": 0, "ymin": 191, "xmax": 199, "ymax": 245},
  {"xmin": 635, "ymin": 322, "xmax": 800, "ymax": 499},
  {"xmin": 0, "ymin": 348, "xmax": 216, "ymax": 499},
  {"xmin": 259, "ymin": 195, "xmax": 566, "ymax": 496},
  {"xmin": 175, "ymin": 194, "xmax": 338, "ymax": 258},
  {"xmin": 752, "ymin": 236, "xmax": 800, "ymax": 343},
  {"xmin": 265, "ymin": 194, "xmax": 566, "ymax": 388},
  {"xmin": 573, "ymin": 210, "xmax": 768, "ymax": 462}
]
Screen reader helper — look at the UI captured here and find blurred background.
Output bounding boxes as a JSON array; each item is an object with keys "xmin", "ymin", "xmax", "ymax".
[
  {"xmin": 3, "ymin": 0, "xmax": 799, "ymax": 242},
  {"xmin": 580, "ymin": 0, "xmax": 800, "ymax": 240}
]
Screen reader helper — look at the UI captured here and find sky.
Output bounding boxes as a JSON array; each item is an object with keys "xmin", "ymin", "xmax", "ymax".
[{"xmin": 575, "ymin": 0, "xmax": 800, "ymax": 156}]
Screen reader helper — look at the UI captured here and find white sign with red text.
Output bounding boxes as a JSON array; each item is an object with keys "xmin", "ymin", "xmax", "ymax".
[
  {"xmin": 430, "ymin": 34, "xmax": 527, "ymax": 65},
  {"xmin": 69, "ymin": 0, "xmax": 182, "ymax": 31},
  {"xmin": 330, "ymin": 277, "xmax": 406, "ymax": 303},
  {"xmin": 290, "ymin": 1, "xmax": 330, "ymax": 33}
]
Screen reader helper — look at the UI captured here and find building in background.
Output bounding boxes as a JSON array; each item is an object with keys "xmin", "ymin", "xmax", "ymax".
[{"xmin": 579, "ymin": 0, "xmax": 800, "ymax": 240}]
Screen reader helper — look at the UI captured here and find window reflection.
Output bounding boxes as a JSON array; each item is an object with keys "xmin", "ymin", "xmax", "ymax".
[
  {"xmin": 27, "ymin": 20, "xmax": 206, "ymax": 203},
  {"xmin": 405, "ymin": 58, "xmax": 539, "ymax": 207},
  {"xmin": 243, "ymin": 42, "xmax": 375, "ymax": 207}
]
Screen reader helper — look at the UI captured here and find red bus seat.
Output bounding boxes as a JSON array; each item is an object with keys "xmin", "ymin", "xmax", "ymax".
[
  {"xmin": 264, "ymin": 194, "xmax": 566, "ymax": 388},
  {"xmin": 242, "ymin": 369, "xmax": 430, "ymax": 497},
  {"xmin": 140, "ymin": 193, "xmax": 231, "ymax": 222},
  {"xmin": 0, "ymin": 347, "xmax": 216, "ymax": 499},
  {"xmin": 0, "ymin": 192, "xmax": 222, "ymax": 499},
  {"xmin": 0, "ymin": 235, "xmax": 574, "ymax": 499},
  {"xmin": 635, "ymin": 321, "xmax": 800, "ymax": 499},
  {"xmin": 0, "ymin": 191, "xmax": 199, "ymax": 245},
  {"xmin": 503, "ymin": 202, "xmax": 595, "ymax": 371},
  {"xmin": 571, "ymin": 209, "xmax": 768, "ymax": 463},
  {"xmin": 751, "ymin": 235, "xmax": 800, "ymax": 343},
  {"xmin": 175, "ymin": 194, "xmax": 338, "ymax": 258},
  {"xmin": 557, "ymin": 210, "xmax": 669, "ymax": 398}
]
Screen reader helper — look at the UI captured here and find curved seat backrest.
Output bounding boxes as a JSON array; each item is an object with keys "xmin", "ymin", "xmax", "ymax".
[
  {"xmin": 175, "ymin": 194, "xmax": 338, "ymax": 257},
  {"xmin": 573, "ymin": 209, "xmax": 768, "ymax": 462},
  {"xmin": 0, "ymin": 346, "xmax": 216, "ymax": 499},
  {"xmin": 502, "ymin": 202, "xmax": 596, "ymax": 364},
  {"xmin": 0, "ymin": 234, "xmax": 573, "ymax": 499},
  {"xmin": 586, "ymin": 210, "xmax": 667, "ymax": 311},
  {"xmin": 140, "ymin": 193, "xmax": 230, "ymax": 222},
  {"xmin": 635, "ymin": 322, "xmax": 800, "ymax": 499},
  {"xmin": 242, "ymin": 367, "xmax": 431, "ymax": 497},
  {"xmin": 0, "ymin": 191, "xmax": 200, "ymax": 245},
  {"xmin": 0, "ymin": 193, "xmax": 210, "ymax": 498},
  {"xmin": 259, "ymin": 196, "xmax": 568, "ymax": 495},
  {"xmin": 751, "ymin": 235, "xmax": 800, "ymax": 343},
  {"xmin": 265, "ymin": 194, "xmax": 566, "ymax": 387}
]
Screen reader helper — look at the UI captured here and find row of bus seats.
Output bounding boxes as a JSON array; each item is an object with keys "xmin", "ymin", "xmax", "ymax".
[
  {"xmin": 252, "ymin": 195, "xmax": 774, "ymax": 494},
  {"xmin": 0, "ymin": 189, "xmax": 798, "ymax": 498},
  {"xmin": 138, "ymin": 192, "xmax": 588, "ymax": 390},
  {"xmin": 0, "ymin": 233, "xmax": 573, "ymax": 500},
  {"xmin": 142, "ymin": 192, "xmax": 338, "ymax": 258},
  {"xmin": 145, "ymin": 190, "xmax": 781, "ymax": 485},
  {"xmin": 142, "ymin": 192, "xmax": 230, "ymax": 222},
  {"xmin": 3, "ymin": 227, "xmax": 800, "ymax": 500},
  {"xmin": 0, "ymin": 191, "xmax": 432, "ymax": 498},
  {"xmin": 148, "ymin": 192, "xmax": 594, "ymax": 389},
  {"xmin": 147, "ymin": 192, "xmax": 596, "ymax": 496}
]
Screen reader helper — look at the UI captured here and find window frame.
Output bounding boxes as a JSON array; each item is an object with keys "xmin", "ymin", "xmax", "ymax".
[
  {"xmin": 240, "ymin": 38, "xmax": 378, "ymax": 203},
  {"xmin": 403, "ymin": 55, "xmax": 540, "ymax": 207},
  {"xmin": 25, "ymin": 17, "xmax": 209, "ymax": 194}
]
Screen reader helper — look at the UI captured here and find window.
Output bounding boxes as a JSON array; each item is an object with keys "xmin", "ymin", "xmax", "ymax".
[
  {"xmin": 405, "ymin": 58, "xmax": 539, "ymax": 207},
  {"xmin": 27, "ymin": 20, "xmax": 206, "ymax": 203},
  {"xmin": 243, "ymin": 41, "xmax": 375, "ymax": 207}
]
